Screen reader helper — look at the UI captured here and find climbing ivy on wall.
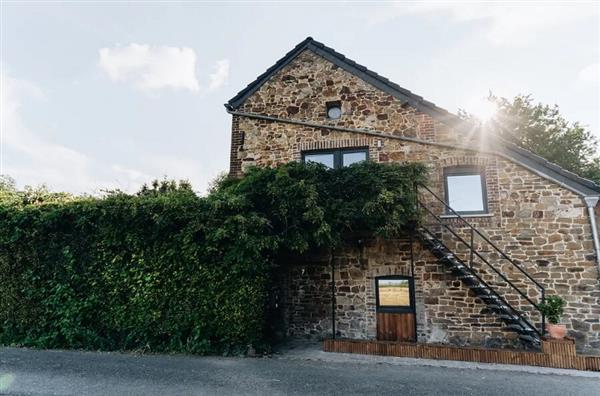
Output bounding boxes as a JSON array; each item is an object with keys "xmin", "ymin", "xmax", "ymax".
[{"xmin": 0, "ymin": 161, "xmax": 426, "ymax": 354}]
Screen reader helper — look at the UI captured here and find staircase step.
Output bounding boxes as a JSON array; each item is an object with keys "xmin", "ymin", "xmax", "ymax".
[
  {"xmin": 506, "ymin": 324, "xmax": 522, "ymax": 332},
  {"xmin": 520, "ymin": 326, "xmax": 537, "ymax": 333},
  {"xmin": 506, "ymin": 324, "xmax": 532, "ymax": 332},
  {"xmin": 449, "ymin": 263, "xmax": 467, "ymax": 271},
  {"xmin": 518, "ymin": 334, "xmax": 538, "ymax": 343},
  {"xmin": 487, "ymin": 304, "xmax": 510, "ymax": 312},
  {"xmin": 420, "ymin": 231, "xmax": 434, "ymax": 239},
  {"xmin": 479, "ymin": 294, "xmax": 500, "ymax": 301},
  {"xmin": 418, "ymin": 228, "xmax": 542, "ymax": 347},
  {"xmin": 498, "ymin": 314, "xmax": 519, "ymax": 321},
  {"xmin": 462, "ymin": 279, "xmax": 482, "ymax": 287}
]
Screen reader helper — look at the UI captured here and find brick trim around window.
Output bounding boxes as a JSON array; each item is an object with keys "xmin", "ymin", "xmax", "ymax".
[{"xmin": 294, "ymin": 138, "xmax": 377, "ymax": 161}]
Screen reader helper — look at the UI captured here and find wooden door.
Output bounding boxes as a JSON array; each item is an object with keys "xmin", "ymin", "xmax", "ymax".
[
  {"xmin": 375, "ymin": 276, "xmax": 416, "ymax": 342},
  {"xmin": 377, "ymin": 312, "xmax": 416, "ymax": 341}
]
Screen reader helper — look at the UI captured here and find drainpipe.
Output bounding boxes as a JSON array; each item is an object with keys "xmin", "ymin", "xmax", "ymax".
[
  {"xmin": 584, "ymin": 196, "xmax": 600, "ymax": 273},
  {"xmin": 330, "ymin": 250, "xmax": 336, "ymax": 340}
]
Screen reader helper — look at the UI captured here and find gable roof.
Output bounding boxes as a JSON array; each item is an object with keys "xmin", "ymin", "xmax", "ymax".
[
  {"xmin": 226, "ymin": 37, "xmax": 600, "ymax": 197},
  {"xmin": 226, "ymin": 37, "xmax": 457, "ymax": 123}
]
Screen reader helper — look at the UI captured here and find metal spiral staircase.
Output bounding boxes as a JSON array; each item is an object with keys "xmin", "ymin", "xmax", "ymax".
[{"xmin": 416, "ymin": 184, "xmax": 546, "ymax": 348}]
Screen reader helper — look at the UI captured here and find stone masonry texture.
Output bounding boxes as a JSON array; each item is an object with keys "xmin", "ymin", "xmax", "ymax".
[{"xmin": 229, "ymin": 49, "xmax": 600, "ymax": 354}]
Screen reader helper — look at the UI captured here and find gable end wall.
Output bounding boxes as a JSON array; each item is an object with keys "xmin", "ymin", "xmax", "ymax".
[{"xmin": 230, "ymin": 49, "xmax": 600, "ymax": 353}]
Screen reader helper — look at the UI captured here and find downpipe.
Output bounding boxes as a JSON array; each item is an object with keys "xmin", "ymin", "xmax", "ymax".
[{"xmin": 584, "ymin": 196, "xmax": 600, "ymax": 274}]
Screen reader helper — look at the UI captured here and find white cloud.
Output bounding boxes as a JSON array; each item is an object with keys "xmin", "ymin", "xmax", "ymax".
[
  {"xmin": 112, "ymin": 155, "xmax": 218, "ymax": 195},
  {"xmin": 0, "ymin": 68, "xmax": 164, "ymax": 194},
  {"xmin": 368, "ymin": 2, "xmax": 596, "ymax": 45},
  {"xmin": 98, "ymin": 43, "xmax": 200, "ymax": 94},
  {"xmin": 111, "ymin": 164, "xmax": 153, "ymax": 192},
  {"xmin": 0, "ymin": 67, "xmax": 220, "ymax": 194},
  {"xmin": 208, "ymin": 59, "xmax": 230, "ymax": 92},
  {"xmin": 147, "ymin": 154, "xmax": 203, "ymax": 183},
  {"xmin": 579, "ymin": 63, "xmax": 600, "ymax": 84},
  {"xmin": 112, "ymin": 164, "xmax": 151, "ymax": 182},
  {"xmin": 1, "ymin": 68, "xmax": 96, "ymax": 192}
]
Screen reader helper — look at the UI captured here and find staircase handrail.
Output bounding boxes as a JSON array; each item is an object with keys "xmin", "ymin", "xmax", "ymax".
[
  {"xmin": 417, "ymin": 183, "xmax": 546, "ymax": 334},
  {"xmin": 419, "ymin": 225, "xmax": 542, "ymax": 338},
  {"xmin": 418, "ymin": 184, "xmax": 545, "ymax": 292}
]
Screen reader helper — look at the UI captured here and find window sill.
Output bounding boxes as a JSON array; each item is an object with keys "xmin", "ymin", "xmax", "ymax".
[{"xmin": 439, "ymin": 213, "xmax": 494, "ymax": 219}]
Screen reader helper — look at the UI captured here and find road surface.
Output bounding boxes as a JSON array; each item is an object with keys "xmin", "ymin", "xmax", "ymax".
[{"xmin": 1, "ymin": 347, "xmax": 598, "ymax": 395}]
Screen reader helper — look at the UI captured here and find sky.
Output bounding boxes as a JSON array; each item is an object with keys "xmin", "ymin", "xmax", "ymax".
[{"xmin": 1, "ymin": 1, "xmax": 599, "ymax": 195}]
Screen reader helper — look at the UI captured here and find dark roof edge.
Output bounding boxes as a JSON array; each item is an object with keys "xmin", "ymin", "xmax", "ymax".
[
  {"xmin": 498, "ymin": 139, "xmax": 600, "ymax": 196},
  {"xmin": 225, "ymin": 37, "xmax": 462, "ymax": 127},
  {"xmin": 226, "ymin": 37, "xmax": 315, "ymax": 110}
]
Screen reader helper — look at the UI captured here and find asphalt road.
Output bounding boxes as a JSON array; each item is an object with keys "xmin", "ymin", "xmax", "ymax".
[{"xmin": 0, "ymin": 347, "xmax": 598, "ymax": 396}]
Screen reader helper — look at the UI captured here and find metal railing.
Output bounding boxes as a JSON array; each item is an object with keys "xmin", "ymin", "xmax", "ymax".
[{"xmin": 417, "ymin": 183, "xmax": 546, "ymax": 337}]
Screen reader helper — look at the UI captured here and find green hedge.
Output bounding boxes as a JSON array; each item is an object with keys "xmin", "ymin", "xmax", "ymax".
[{"xmin": 0, "ymin": 161, "xmax": 425, "ymax": 354}]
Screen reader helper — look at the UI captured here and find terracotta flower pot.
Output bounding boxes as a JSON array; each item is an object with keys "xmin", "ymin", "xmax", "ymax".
[{"xmin": 546, "ymin": 323, "xmax": 567, "ymax": 339}]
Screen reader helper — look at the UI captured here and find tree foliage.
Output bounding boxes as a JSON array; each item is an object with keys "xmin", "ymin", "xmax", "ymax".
[
  {"xmin": 460, "ymin": 94, "xmax": 600, "ymax": 184},
  {"xmin": 0, "ymin": 161, "xmax": 426, "ymax": 354},
  {"xmin": 0, "ymin": 175, "xmax": 75, "ymax": 206}
]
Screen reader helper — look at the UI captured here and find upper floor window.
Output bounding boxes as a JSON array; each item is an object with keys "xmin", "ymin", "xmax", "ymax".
[
  {"xmin": 326, "ymin": 101, "xmax": 342, "ymax": 120},
  {"xmin": 444, "ymin": 166, "xmax": 488, "ymax": 215},
  {"xmin": 302, "ymin": 147, "xmax": 368, "ymax": 169}
]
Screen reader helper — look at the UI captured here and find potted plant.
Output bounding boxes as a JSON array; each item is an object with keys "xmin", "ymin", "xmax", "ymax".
[{"xmin": 539, "ymin": 295, "xmax": 567, "ymax": 339}]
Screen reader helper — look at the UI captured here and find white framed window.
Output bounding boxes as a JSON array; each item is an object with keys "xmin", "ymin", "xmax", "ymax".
[{"xmin": 444, "ymin": 167, "xmax": 488, "ymax": 215}]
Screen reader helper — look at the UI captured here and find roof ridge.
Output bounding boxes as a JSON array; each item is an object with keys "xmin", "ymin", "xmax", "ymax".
[
  {"xmin": 306, "ymin": 38, "xmax": 422, "ymax": 99},
  {"xmin": 226, "ymin": 36, "xmax": 452, "ymax": 120}
]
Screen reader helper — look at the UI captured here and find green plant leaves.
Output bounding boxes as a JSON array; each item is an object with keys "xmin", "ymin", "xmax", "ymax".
[
  {"xmin": 538, "ymin": 295, "xmax": 567, "ymax": 325},
  {"xmin": 0, "ymin": 161, "xmax": 426, "ymax": 353}
]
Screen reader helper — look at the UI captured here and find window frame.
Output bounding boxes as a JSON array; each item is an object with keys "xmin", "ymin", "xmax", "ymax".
[
  {"xmin": 301, "ymin": 147, "xmax": 369, "ymax": 169},
  {"xmin": 443, "ymin": 166, "xmax": 489, "ymax": 215},
  {"xmin": 375, "ymin": 275, "xmax": 416, "ymax": 314}
]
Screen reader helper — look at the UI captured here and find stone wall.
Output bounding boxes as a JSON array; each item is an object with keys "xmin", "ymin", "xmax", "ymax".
[
  {"xmin": 231, "ymin": 48, "xmax": 600, "ymax": 353},
  {"xmin": 284, "ymin": 238, "xmax": 516, "ymax": 348}
]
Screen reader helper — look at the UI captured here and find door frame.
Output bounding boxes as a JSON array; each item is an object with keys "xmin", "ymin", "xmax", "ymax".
[{"xmin": 375, "ymin": 275, "xmax": 417, "ymax": 341}]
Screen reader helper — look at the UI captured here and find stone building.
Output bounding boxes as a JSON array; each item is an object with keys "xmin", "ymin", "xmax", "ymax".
[{"xmin": 225, "ymin": 37, "xmax": 600, "ymax": 354}]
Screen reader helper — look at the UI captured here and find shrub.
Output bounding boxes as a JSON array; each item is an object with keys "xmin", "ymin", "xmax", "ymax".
[
  {"xmin": 0, "ymin": 162, "xmax": 426, "ymax": 353},
  {"xmin": 538, "ymin": 295, "xmax": 566, "ymax": 325}
]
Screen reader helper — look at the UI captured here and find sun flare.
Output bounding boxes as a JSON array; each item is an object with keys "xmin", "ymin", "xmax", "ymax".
[{"xmin": 469, "ymin": 97, "xmax": 497, "ymax": 123}]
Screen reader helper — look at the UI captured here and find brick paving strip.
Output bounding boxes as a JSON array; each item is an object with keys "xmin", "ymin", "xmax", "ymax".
[
  {"xmin": 323, "ymin": 338, "xmax": 600, "ymax": 371},
  {"xmin": 275, "ymin": 340, "xmax": 600, "ymax": 378}
]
